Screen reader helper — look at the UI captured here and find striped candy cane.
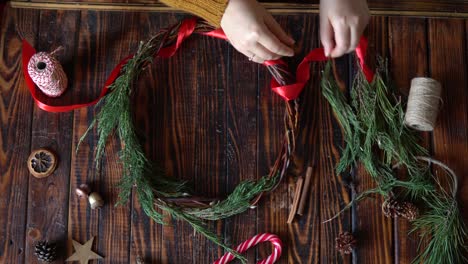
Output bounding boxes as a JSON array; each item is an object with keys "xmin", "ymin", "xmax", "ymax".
[{"xmin": 213, "ymin": 233, "xmax": 282, "ymax": 264}]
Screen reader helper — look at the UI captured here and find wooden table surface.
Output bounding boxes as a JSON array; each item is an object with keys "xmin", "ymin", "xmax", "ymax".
[{"xmin": 1, "ymin": 4, "xmax": 467, "ymax": 264}]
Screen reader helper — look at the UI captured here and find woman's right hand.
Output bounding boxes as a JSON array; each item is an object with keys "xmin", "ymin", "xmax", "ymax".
[{"xmin": 220, "ymin": 0, "xmax": 295, "ymax": 63}]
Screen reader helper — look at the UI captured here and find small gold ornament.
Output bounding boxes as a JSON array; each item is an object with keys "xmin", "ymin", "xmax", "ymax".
[
  {"xmin": 88, "ymin": 192, "xmax": 104, "ymax": 209},
  {"xmin": 66, "ymin": 237, "xmax": 103, "ymax": 264},
  {"xmin": 75, "ymin": 184, "xmax": 91, "ymax": 199}
]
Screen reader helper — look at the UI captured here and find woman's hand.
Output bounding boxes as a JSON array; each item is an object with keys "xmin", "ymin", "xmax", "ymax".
[
  {"xmin": 320, "ymin": 0, "xmax": 370, "ymax": 58},
  {"xmin": 220, "ymin": 0, "xmax": 295, "ymax": 63}
]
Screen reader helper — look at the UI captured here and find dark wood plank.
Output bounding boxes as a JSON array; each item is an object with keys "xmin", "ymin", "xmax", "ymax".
[
  {"xmin": 94, "ymin": 12, "xmax": 142, "ymax": 263},
  {"xmin": 191, "ymin": 22, "xmax": 229, "ymax": 264},
  {"xmin": 0, "ymin": 6, "xmax": 38, "ymax": 264},
  {"xmin": 319, "ymin": 59, "xmax": 352, "ymax": 264},
  {"xmin": 256, "ymin": 15, "xmax": 294, "ymax": 264},
  {"xmin": 354, "ymin": 16, "xmax": 394, "ymax": 264},
  {"xmin": 68, "ymin": 9, "xmax": 120, "ymax": 264},
  {"xmin": 154, "ymin": 16, "xmax": 201, "ymax": 264},
  {"xmin": 222, "ymin": 27, "xmax": 258, "ymax": 263},
  {"xmin": 388, "ymin": 17, "xmax": 429, "ymax": 264},
  {"xmin": 25, "ymin": 9, "xmax": 79, "ymax": 263},
  {"xmin": 428, "ymin": 18, "xmax": 468, "ymax": 220},
  {"xmin": 130, "ymin": 13, "xmax": 177, "ymax": 264}
]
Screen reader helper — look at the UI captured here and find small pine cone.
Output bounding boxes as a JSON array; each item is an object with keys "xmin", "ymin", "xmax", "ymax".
[
  {"xmin": 34, "ymin": 241, "xmax": 57, "ymax": 263},
  {"xmin": 382, "ymin": 196, "xmax": 402, "ymax": 218},
  {"xmin": 400, "ymin": 202, "xmax": 419, "ymax": 221},
  {"xmin": 382, "ymin": 197, "xmax": 419, "ymax": 221},
  {"xmin": 335, "ymin": 232, "xmax": 356, "ymax": 254}
]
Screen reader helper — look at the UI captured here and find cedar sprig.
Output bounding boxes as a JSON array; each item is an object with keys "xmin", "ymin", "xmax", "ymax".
[{"xmin": 321, "ymin": 59, "xmax": 467, "ymax": 263}]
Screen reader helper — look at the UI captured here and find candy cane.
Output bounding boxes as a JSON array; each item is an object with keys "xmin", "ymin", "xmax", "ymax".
[{"xmin": 213, "ymin": 233, "xmax": 283, "ymax": 264}]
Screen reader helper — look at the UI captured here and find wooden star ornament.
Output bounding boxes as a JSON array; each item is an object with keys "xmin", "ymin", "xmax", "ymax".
[{"xmin": 66, "ymin": 237, "xmax": 103, "ymax": 264}]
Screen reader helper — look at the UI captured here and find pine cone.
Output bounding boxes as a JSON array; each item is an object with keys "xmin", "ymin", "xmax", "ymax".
[
  {"xmin": 382, "ymin": 197, "xmax": 419, "ymax": 221},
  {"xmin": 382, "ymin": 197, "xmax": 401, "ymax": 218},
  {"xmin": 335, "ymin": 232, "xmax": 356, "ymax": 254},
  {"xmin": 400, "ymin": 202, "xmax": 419, "ymax": 221},
  {"xmin": 34, "ymin": 241, "xmax": 57, "ymax": 263}
]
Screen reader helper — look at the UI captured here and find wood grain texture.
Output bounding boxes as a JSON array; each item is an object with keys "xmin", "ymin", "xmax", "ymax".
[
  {"xmin": 97, "ymin": 12, "xmax": 142, "ymax": 264},
  {"xmin": 428, "ymin": 19, "xmax": 468, "ymax": 221},
  {"xmin": 318, "ymin": 59, "xmax": 352, "ymax": 264},
  {"xmin": 0, "ymin": 7, "xmax": 38, "ymax": 264},
  {"xmin": 354, "ymin": 16, "xmax": 394, "ymax": 264},
  {"xmin": 130, "ymin": 13, "xmax": 173, "ymax": 264},
  {"xmin": 224, "ymin": 23, "xmax": 258, "ymax": 263},
  {"xmin": 388, "ymin": 17, "xmax": 429, "ymax": 264},
  {"xmin": 157, "ymin": 15, "xmax": 200, "ymax": 264},
  {"xmin": 0, "ymin": 8, "xmax": 467, "ymax": 264},
  {"xmin": 67, "ymin": 10, "xmax": 100, "ymax": 261},
  {"xmin": 25, "ymin": 9, "xmax": 79, "ymax": 263},
  {"xmin": 256, "ymin": 15, "xmax": 292, "ymax": 264},
  {"xmin": 191, "ymin": 23, "xmax": 229, "ymax": 263}
]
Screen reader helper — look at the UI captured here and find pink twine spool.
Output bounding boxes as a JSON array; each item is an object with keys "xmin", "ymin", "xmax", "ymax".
[
  {"xmin": 27, "ymin": 51, "xmax": 68, "ymax": 97},
  {"xmin": 213, "ymin": 233, "xmax": 283, "ymax": 264}
]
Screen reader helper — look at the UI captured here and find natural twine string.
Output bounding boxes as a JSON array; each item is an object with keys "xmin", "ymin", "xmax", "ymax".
[
  {"xmin": 27, "ymin": 47, "xmax": 68, "ymax": 98},
  {"xmin": 404, "ymin": 77, "xmax": 442, "ymax": 131}
]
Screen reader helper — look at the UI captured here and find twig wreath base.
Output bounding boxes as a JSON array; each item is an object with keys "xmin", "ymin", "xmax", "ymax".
[{"xmin": 78, "ymin": 19, "xmax": 298, "ymax": 262}]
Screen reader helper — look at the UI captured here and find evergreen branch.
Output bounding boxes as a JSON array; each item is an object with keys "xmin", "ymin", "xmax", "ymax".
[
  {"xmin": 162, "ymin": 204, "xmax": 248, "ymax": 264},
  {"xmin": 411, "ymin": 195, "xmax": 467, "ymax": 264},
  {"xmin": 186, "ymin": 175, "xmax": 278, "ymax": 220},
  {"xmin": 320, "ymin": 59, "xmax": 467, "ymax": 264}
]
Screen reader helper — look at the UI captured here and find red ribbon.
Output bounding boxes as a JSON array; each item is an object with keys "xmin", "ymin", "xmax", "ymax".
[{"xmin": 22, "ymin": 18, "xmax": 374, "ymax": 112}]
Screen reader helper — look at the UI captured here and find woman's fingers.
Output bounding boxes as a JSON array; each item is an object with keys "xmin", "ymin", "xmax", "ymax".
[
  {"xmin": 329, "ymin": 19, "xmax": 351, "ymax": 58},
  {"xmin": 250, "ymin": 42, "xmax": 282, "ymax": 61},
  {"xmin": 319, "ymin": 0, "xmax": 370, "ymax": 58},
  {"xmin": 320, "ymin": 15, "xmax": 335, "ymax": 57},
  {"xmin": 348, "ymin": 25, "xmax": 360, "ymax": 53},
  {"xmin": 264, "ymin": 14, "xmax": 295, "ymax": 46},
  {"xmin": 220, "ymin": 0, "xmax": 295, "ymax": 63},
  {"xmin": 257, "ymin": 24, "xmax": 294, "ymax": 57},
  {"xmin": 251, "ymin": 55, "xmax": 267, "ymax": 64}
]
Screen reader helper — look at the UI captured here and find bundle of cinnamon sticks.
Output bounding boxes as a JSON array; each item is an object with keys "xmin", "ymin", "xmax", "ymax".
[{"xmin": 287, "ymin": 166, "xmax": 313, "ymax": 223}]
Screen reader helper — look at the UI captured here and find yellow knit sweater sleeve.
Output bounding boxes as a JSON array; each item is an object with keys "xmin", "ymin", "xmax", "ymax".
[{"xmin": 159, "ymin": 0, "xmax": 229, "ymax": 27}]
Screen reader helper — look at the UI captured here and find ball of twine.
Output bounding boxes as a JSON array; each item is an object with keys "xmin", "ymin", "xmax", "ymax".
[
  {"xmin": 404, "ymin": 77, "xmax": 442, "ymax": 131},
  {"xmin": 27, "ymin": 50, "xmax": 68, "ymax": 98}
]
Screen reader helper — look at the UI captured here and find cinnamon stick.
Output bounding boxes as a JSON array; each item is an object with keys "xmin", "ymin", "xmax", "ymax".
[
  {"xmin": 287, "ymin": 177, "xmax": 304, "ymax": 224},
  {"xmin": 297, "ymin": 166, "xmax": 313, "ymax": 216}
]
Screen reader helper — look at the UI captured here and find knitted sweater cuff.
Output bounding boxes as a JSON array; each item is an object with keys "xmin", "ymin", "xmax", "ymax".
[{"xmin": 159, "ymin": 0, "xmax": 229, "ymax": 27}]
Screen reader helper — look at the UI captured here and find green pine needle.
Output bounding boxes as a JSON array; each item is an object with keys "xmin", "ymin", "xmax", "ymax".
[{"xmin": 321, "ymin": 59, "xmax": 467, "ymax": 264}]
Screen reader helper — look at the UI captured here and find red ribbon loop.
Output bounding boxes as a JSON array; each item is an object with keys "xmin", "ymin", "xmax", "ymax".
[
  {"xmin": 268, "ymin": 37, "xmax": 374, "ymax": 101},
  {"xmin": 159, "ymin": 18, "xmax": 197, "ymax": 58},
  {"xmin": 22, "ymin": 18, "xmax": 374, "ymax": 112}
]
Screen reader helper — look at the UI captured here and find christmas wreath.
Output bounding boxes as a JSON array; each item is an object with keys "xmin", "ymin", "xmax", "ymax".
[
  {"xmin": 22, "ymin": 18, "xmax": 466, "ymax": 263},
  {"xmin": 81, "ymin": 19, "xmax": 302, "ymax": 261}
]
